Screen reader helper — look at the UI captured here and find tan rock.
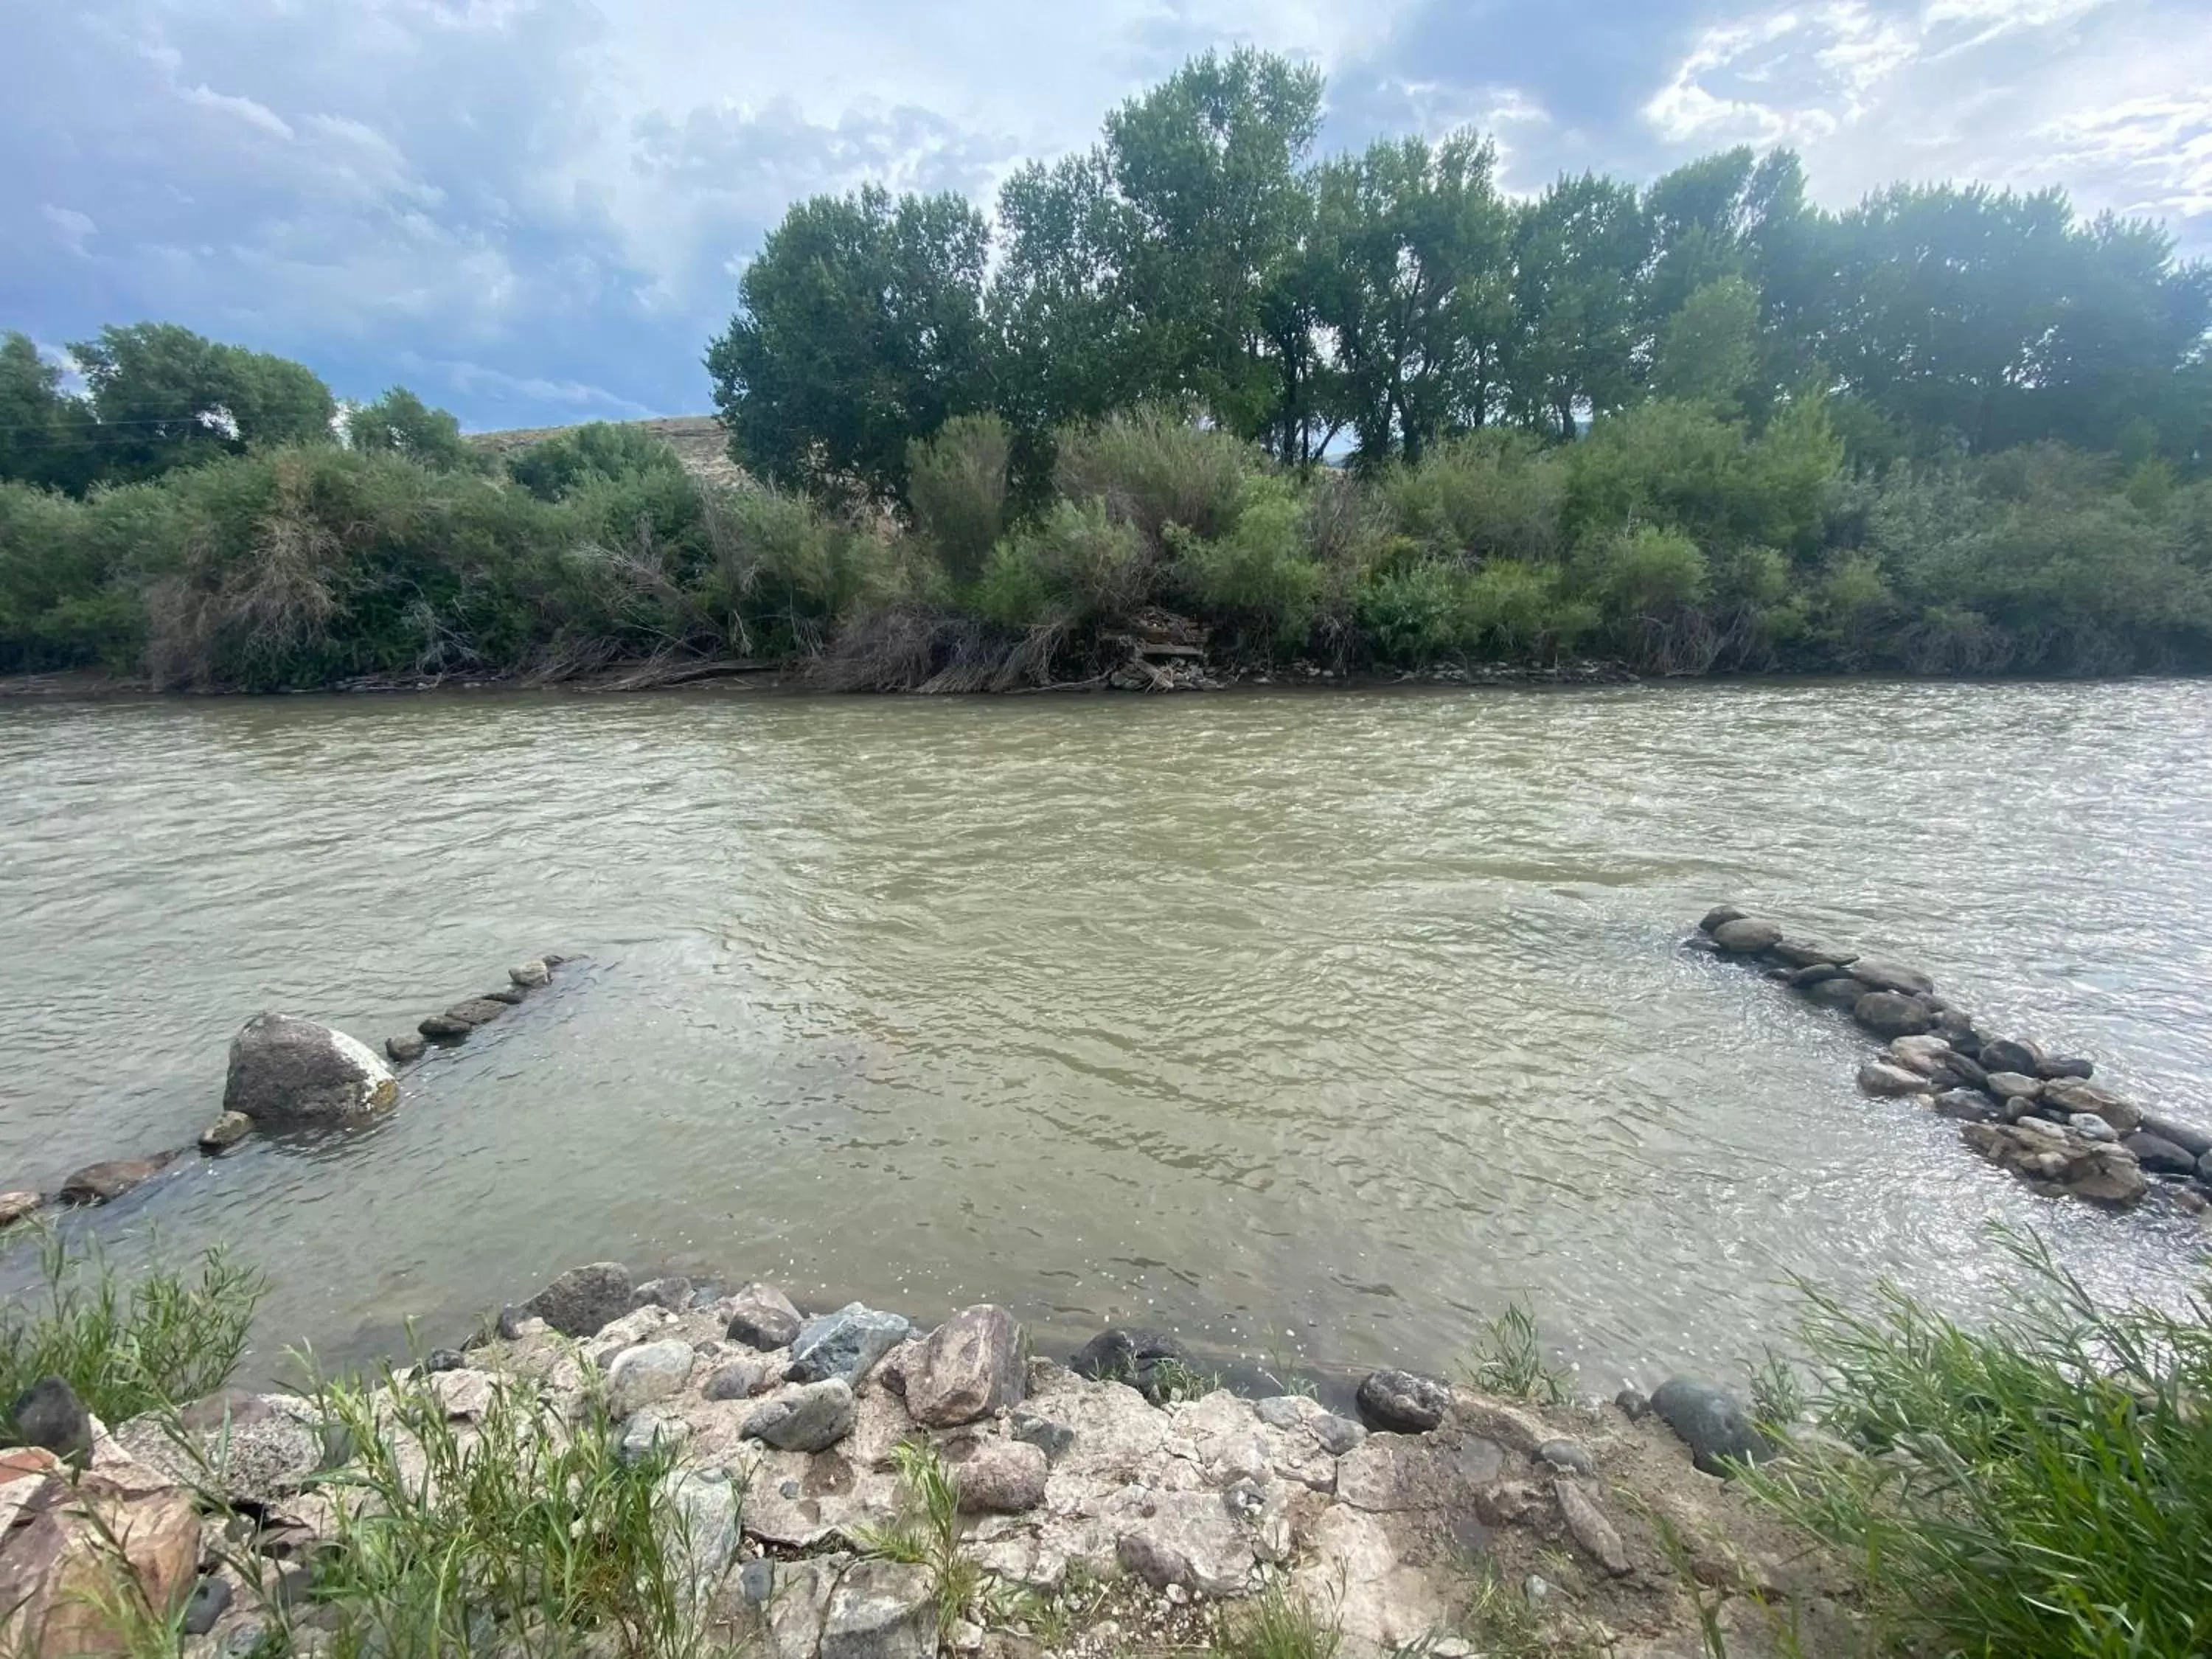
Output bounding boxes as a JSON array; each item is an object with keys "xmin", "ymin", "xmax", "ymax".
[
  {"xmin": 0, "ymin": 1480, "xmax": 198, "ymax": 1658},
  {"xmin": 1555, "ymin": 1475, "xmax": 1632, "ymax": 1576},
  {"xmin": 1289, "ymin": 1504, "xmax": 1445, "ymax": 1655}
]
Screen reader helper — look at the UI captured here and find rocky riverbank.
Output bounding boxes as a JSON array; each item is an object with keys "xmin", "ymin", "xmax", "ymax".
[
  {"xmin": 1690, "ymin": 908, "xmax": 2212, "ymax": 1213},
  {"xmin": 0, "ymin": 1259, "xmax": 1853, "ymax": 1659}
]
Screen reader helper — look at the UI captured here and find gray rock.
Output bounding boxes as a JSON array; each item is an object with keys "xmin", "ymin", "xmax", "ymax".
[
  {"xmin": 703, "ymin": 1359, "xmax": 771, "ymax": 1401},
  {"xmin": 744, "ymin": 1380, "xmax": 857, "ymax": 1452},
  {"xmin": 607, "ymin": 1339, "xmax": 695, "ymax": 1417},
  {"xmin": 8, "ymin": 1376, "xmax": 90, "ymax": 1464},
  {"xmin": 1537, "ymin": 1438, "xmax": 1594, "ymax": 1476},
  {"xmin": 1930, "ymin": 1052, "xmax": 1989, "ymax": 1090},
  {"xmin": 1069, "ymin": 1328, "xmax": 1197, "ymax": 1404},
  {"xmin": 1649, "ymin": 1378, "xmax": 1774, "ymax": 1476},
  {"xmin": 1311, "ymin": 1413, "xmax": 1367, "ymax": 1455},
  {"xmin": 59, "ymin": 1155, "xmax": 175, "ymax": 1206},
  {"xmin": 1857, "ymin": 1061, "xmax": 1929, "ymax": 1098},
  {"xmin": 1854, "ymin": 992, "xmax": 1935, "ymax": 1039},
  {"xmin": 2139, "ymin": 1113, "xmax": 2212, "ymax": 1161},
  {"xmin": 2041, "ymin": 1055, "xmax": 2095, "ymax": 1081},
  {"xmin": 0, "ymin": 1192, "xmax": 40, "ymax": 1229},
  {"xmin": 2201, "ymin": 1150, "xmax": 2212, "ymax": 1185},
  {"xmin": 1116, "ymin": 1490, "xmax": 1259, "ymax": 1596},
  {"xmin": 158, "ymin": 1391, "xmax": 326, "ymax": 1503},
  {"xmin": 659, "ymin": 1468, "xmax": 741, "ymax": 1607},
  {"xmin": 480, "ymin": 987, "xmax": 527, "ymax": 1006},
  {"xmin": 786, "ymin": 1304, "xmax": 911, "ymax": 1388},
  {"xmin": 1614, "ymin": 1388, "xmax": 1650, "ymax": 1422},
  {"xmin": 821, "ymin": 1560, "xmax": 936, "ymax": 1659},
  {"xmin": 224, "ymin": 1012, "xmax": 398, "ymax": 1129},
  {"xmin": 947, "ymin": 1438, "xmax": 1048, "ymax": 1513},
  {"xmin": 1986, "ymin": 1071, "xmax": 2045, "ymax": 1102},
  {"xmin": 2123, "ymin": 1133, "xmax": 2199, "ymax": 1177},
  {"xmin": 198, "ymin": 1112, "xmax": 254, "ymax": 1154},
  {"xmin": 418, "ymin": 1012, "xmax": 473, "ymax": 1041},
  {"xmin": 444, "ymin": 997, "xmax": 509, "ymax": 1027},
  {"xmin": 632, "ymin": 1276, "xmax": 693, "ymax": 1312},
  {"xmin": 1009, "ymin": 1409, "xmax": 1077, "ymax": 1461},
  {"xmin": 1848, "ymin": 957, "xmax": 1935, "ymax": 996},
  {"xmin": 424, "ymin": 1349, "xmax": 465, "ymax": 1373},
  {"xmin": 1356, "ymin": 1368, "xmax": 1451, "ymax": 1433},
  {"xmin": 1806, "ymin": 975, "xmax": 1871, "ymax": 1009},
  {"xmin": 2068, "ymin": 1114, "xmax": 2120, "ymax": 1144},
  {"xmin": 1554, "ymin": 1477, "xmax": 1630, "ymax": 1576},
  {"xmin": 1697, "ymin": 905, "xmax": 1747, "ymax": 934},
  {"xmin": 1771, "ymin": 939, "xmax": 1856, "ymax": 969},
  {"xmin": 739, "ymin": 1558, "xmax": 775, "ymax": 1605},
  {"xmin": 2043, "ymin": 1079, "xmax": 2142, "ymax": 1134},
  {"xmin": 509, "ymin": 959, "xmax": 552, "ymax": 989},
  {"xmin": 385, "ymin": 1032, "xmax": 427, "ymax": 1064},
  {"xmin": 184, "ymin": 1574, "xmax": 232, "ymax": 1636},
  {"xmin": 1711, "ymin": 917, "xmax": 1784, "ymax": 954},
  {"xmin": 618, "ymin": 1408, "xmax": 690, "ymax": 1465},
  {"xmin": 906, "ymin": 1304, "xmax": 1024, "ymax": 1428},
  {"xmin": 1978, "ymin": 1037, "xmax": 2046, "ymax": 1077},
  {"xmin": 1933, "ymin": 1089, "xmax": 2002, "ymax": 1122},
  {"xmin": 1787, "ymin": 961, "xmax": 1851, "ymax": 987},
  {"xmin": 524, "ymin": 1262, "xmax": 633, "ymax": 1338},
  {"xmin": 1934, "ymin": 1009, "xmax": 1981, "ymax": 1051},
  {"xmin": 724, "ymin": 1283, "xmax": 804, "ymax": 1350}
]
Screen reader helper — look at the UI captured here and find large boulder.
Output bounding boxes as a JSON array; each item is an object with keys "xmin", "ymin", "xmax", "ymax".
[
  {"xmin": 523, "ymin": 1262, "xmax": 633, "ymax": 1338},
  {"xmin": 0, "ymin": 1473, "xmax": 199, "ymax": 1659},
  {"xmin": 905, "ymin": 1305, "xmax": 1024, "ymax": 1428},
  {"xmin": 1710, "ymin": 917, "xmax": 1783, "ymax": 954},
  {"xmin": 1649, "ymin": 1378, "xmax": 1773, "ymax": 1476},
  {"xmin": 2042, "ymin": 1079, "xmax": 2142, "ymax": 1135},
  {"xmin": 724, "ymin": 1283, "xmax": 804, "ymax": 1351},
  {"xmin": 605, "ymin": 1340, "xmax": 695, "ymax": 1418},
  {"xmin": 223, "ymin": 1013, "xmax": 397, "ymax": 1130},
  {"xmin": 785, "ymin": 1305, "xmax": 911, "ymax": 1388},
  {"xmin": 1355, "ymin": 1368, "xmax": 1451, "ymax": 1433},
  {"xmin": 1852, "ymin": 992, "xmax": 1934, "ymax": 1039},
  {"xmin": 2138, "ymin": 1113, "xmax": 2212, "ymax": 1161},
  {"xmin": 58, "ymin": 1155, "xmax": 175, "ymax": 1206}
]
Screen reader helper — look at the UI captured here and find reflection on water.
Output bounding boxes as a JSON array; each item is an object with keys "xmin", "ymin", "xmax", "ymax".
[{"xmin": 1, "ymin": 680, "xmax": 2209, "ymax": 1387}]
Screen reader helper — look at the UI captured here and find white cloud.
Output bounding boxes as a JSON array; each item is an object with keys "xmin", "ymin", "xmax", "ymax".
[
  {"xmin": 179, "ymin": 83, "xmax": 296, "ymax": 141},
  {"xmin": 1642, "ymin": 0, "xmax": 2212, "ymax": 244},
  {"xmin": 41, "ymin": 205, "xmax": 97, "ymax": 256}
]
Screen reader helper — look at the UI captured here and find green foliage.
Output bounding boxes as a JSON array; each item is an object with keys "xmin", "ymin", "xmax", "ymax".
[
  {"xmin": 0, "ymin": 333, "xmax": 97, "ymax": 495},
  {"xmin": 1745, "ymin": 1231, "xmax": 2212, "ymax": 1658},
  {"xmin": 0, "ymin": 1227, "xmax": 265, "ymax": 1424},
  {"xmin": 69, "ymin": 322, "xmax": 336, "ymax": 486},
  {"xmin": 1209, "ymin": 1585, "xmax": 1342, "ymax": 1659},
  {"xmin": 976, "ymin": 498, "xmax": 1150, "ymax": 629},
  {"xmin": 907, "ymin": 413, "xmax": 1012, "ymax": 585},
  {"xmin": 1051, "ymin": 407, "xmax": 1253, "ymax": 549},
  {"xmin": 853, "ymin": 1441, "xmax": 981, "ymax": 1638},
  {"xmin": 507, "ymin": 422, "xmax": 684, "ymax": 502},
  {"xmin": 299, "ymin": 1367, "xmax": 738, "ymax": 1657},
  {"xmin": 347, "ymin": 387, "xmax": 480, "ymax": 473},
  {"xmin": 706, "ymin": 184, "xmax": 994, "ymax": 503},
  {"xmin": 1166, "ymin": 477, "xmax": 1321, "ymax": 650},
  {"xmin": 1381, "ymin": 430, "xmax": 1564, "ymax": 563},
  {"xmin": 1463, "ymin": 1300, "xmax": 1570, "ymax": 1405},
  {"xmin": 1651, "ymin": 276, "xmax": 1763, "ymax": 411}
]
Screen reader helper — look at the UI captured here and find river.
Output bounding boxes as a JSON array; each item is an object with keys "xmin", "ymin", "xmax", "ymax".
[{"xmin": 2, "ymin": 680, "xmax": 2209, "ymax": 1391}]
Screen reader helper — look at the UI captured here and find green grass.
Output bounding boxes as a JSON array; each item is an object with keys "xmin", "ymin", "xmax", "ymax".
[
  {"xmin": 852, "ymin": 1439, "xmax": 982, "ymax": 1638},
  {"xmin": 1462, "ymin": 1301, "xmax": 1570, "ymax": 1406},
  {"xmin": 275, "ymin": 1366, "xmax": 741, "ymax": 1658},
  {"xmin": 0, "ymin": 1225, "xmax": 265, "ymax": 1423},
  {"xmin": 1208, "ymin": 1585, "xmax": 1341, "ymax": 1659},
  {"xmin": 1744, "ymin": 1228, "xmax": 2212, "ymax": 1658}
]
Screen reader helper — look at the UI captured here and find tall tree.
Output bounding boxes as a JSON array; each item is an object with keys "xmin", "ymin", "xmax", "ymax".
[
  {"xmin": 0, "ymin": 333, "xmax": 94, "ymax": 493},
  {"xmin": 67, "ymin": 323, "xmax": 335, "ymax": 484},
  {"xmin": 1310, "ymin": 131, "xmax": 1514, "ymax": 465},
  {"xmin": 1506, "ymin": 174, "xmax": 1650, "ymax": 437},
  {"xmin": 706, "ymin": 186, "xmax": 995, "ymax": 501}
]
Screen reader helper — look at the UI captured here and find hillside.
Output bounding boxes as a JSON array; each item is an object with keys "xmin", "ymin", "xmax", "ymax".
[{"xmin": 470, "ymin": 414, "xmax": 748, "ymax": 490}]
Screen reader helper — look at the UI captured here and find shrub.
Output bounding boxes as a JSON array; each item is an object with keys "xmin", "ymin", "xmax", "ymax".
[
  {"xmin": 1381, "ymin": 431, "xmax": 1565, "ymax": 563},
  {"xmin": 1165, "ymin": 479, "xmax": 1322, "ymax": 651},
  {"xmin": 975, "ymin": 498, "xmax": 1152, "ymax": 628},
  {"xmin": 1355, "ymin": 562, "xmax": 1470, "ymax": 664},
  {"xmin": 907, "ymin": 413, "xmax": 1012, "ymax": 585},
  {"xmin": 1746, "ymin": 1231, "xmax": 2212, "ymax": 1658},
  {"xmin": 0, "ymin": 1228, "xmax": 265, "ymax": 1424},
  {"xmin": 1461, "ymin": 560, "xmax": 1594, "ymax": 658},
  {"xmin": 509, "ymin": 422, "xmax": 686, "ymax": 502},
  {"xmin": 1051, "ymin": 408, "xmax": 1253, "ymax": 549}
]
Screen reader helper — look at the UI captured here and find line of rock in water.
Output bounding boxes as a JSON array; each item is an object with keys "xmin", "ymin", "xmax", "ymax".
[
  {"xmin": 0, "ymin": 1255, "xmax": 1818, "ymax": 1659},
  {"xmin": 0, "ymin": 953, "xmax": 571, "ymax": 1231},
  {"xmin": 1689, "ymin": 907, "xmax": 2212, "ymax": 1213}
]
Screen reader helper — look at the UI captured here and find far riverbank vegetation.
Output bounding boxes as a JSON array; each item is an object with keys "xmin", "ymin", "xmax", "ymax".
[{"xmin": 4, "ymin": 50, "xmax": 2209, "ymax": 691}]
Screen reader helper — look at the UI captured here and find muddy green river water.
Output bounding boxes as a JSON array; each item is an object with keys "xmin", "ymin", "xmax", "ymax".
[{"xmin": 3, "ymin": 681, "xmax": 2210, "ymax": 1388}]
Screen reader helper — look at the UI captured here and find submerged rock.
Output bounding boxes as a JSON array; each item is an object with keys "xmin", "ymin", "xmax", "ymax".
[
  {"xmin": 1804, "ymin": 975, "xmax": 1870, "ymax": 1009},
  {"xmin": 2139, "ymin": 1113, "xmax": 2212, "ymax": 1161},
  {"xmin": 1770, "ymin": 939, "xmax": 1855, "ymax": 969},
  {"xmin": 2042, "ymin": 1079, "xmax": 2141, "ymax": 1134},
  {"xmin": 1697, "ymin": 905, "xmax": 1746, "ymax": 934},
  {"xmin": 1649, "ymin": 1378, "xmax": 1773, "ymax": 1476},
  {"xmin": 198, "ymin": 1112, "xmax": 253, "ymax": 1155},
  {"xmin": 509, "ymin": 959, "xmax": 552, "ymax": 989},
  {"xmin": 1711, "ymin": 917, "xmax": 1783, "ymax": 954},
  {"xmin": 1845, "ymin": 958, "xmax": 1934, "ymax": 997},
  {"xmin": 1978, "ymin": 1037, "xmax": 2047, "ymax": 1077},
  {"xmin": 1853, "ymin": 992, "xmax": 1934, "ymax": 1039},
  {"xmin": 417, "ymin": 1012, "xmax": 473, "ymax": 1042},
  {"xmin": 444, "ymin": 998, "xmax": 510, "ymax": 1028},
  {"xmin": 223, "ymin": 1012, "xmax": 397, "ymax": 1129},
  {"xmin": 59, "ymin": 1155, "xmax": 175, "ymax": 1206},
  {"xmin": 2123, "ymin": 1133, "xmax": 2198, "ymax": 1177},
  {"xmin": 1857, "ymin": 1061, "xmax": 1929, "ymax": 1099},
  {"xmin": 385, "ymin": 1032, "xmax": 426, "ymax": 1064},
  {"xmin": 0, "ymin": 1192, "xmax": 40, "ymax": 1229}
]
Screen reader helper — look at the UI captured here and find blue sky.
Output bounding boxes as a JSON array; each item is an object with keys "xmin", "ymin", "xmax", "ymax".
[{"xmin": 7, "ymin": 0, "xmax": 2208, "ymax": 431}]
